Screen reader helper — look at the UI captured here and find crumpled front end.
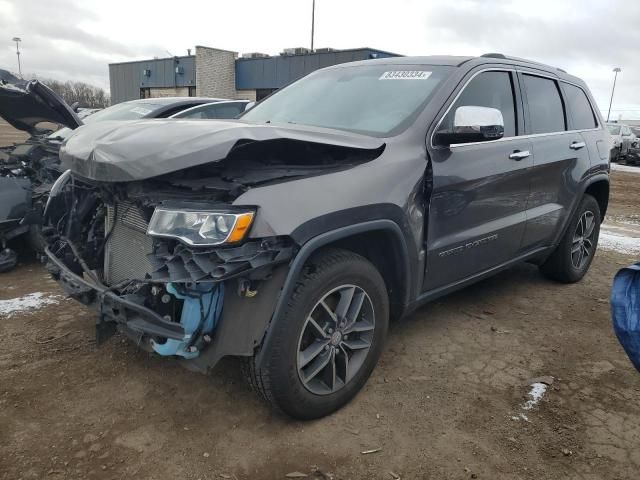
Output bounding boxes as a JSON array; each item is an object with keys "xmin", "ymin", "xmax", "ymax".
[
  {"xmin": 44, "ymin": 170, "xmax": 295, "ymax": 369},
  {"xmin": 45, "ymin": 117, "xmax": 384, "ymax": 368}
]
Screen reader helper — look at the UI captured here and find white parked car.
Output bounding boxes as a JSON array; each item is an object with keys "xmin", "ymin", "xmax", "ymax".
[{"xmin": 607, "ymin": 123, "xmax": 635, "ymax": 162}]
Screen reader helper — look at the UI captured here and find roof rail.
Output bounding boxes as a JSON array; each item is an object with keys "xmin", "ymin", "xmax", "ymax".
[
  {"xmin": 480, "ymin": 53, "xmax": 568, "ymax": 75},
  {"xmin": 481, "ymin": 53, "xmax": 506, "ymax": 59}
]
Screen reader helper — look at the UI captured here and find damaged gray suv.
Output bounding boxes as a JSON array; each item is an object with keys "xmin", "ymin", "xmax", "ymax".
[{"xmin": 45, "ymin": 54, "xmax": 610, "ymax": 419}]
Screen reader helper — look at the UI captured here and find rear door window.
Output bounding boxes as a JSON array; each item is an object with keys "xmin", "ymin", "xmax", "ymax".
[
  {"xmin": 563, "ymin": 83, "xmax": 598, "ymax": 130},
  {"xmin": 523, "ymin": 74, "xmax": 566, "ymax": 134},
  {"xmin": 442, "ymin": 71, "xmax": 518, "ymax": 137}
]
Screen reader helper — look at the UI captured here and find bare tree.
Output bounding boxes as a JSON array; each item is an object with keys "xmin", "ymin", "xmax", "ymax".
[
  {"xmin": 19, "ymin": 72, "xmax": 111, "ymax": 109},
  {"xmin": 44, "ymin": 79, "xmax": 110, "ymax": 109}
]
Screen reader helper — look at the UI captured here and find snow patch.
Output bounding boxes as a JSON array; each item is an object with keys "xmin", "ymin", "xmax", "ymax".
[
  {"xmin": 511, "ymin": 382, "xmax": 548, "ymax": 422},
  {"xmin": 611, "ymin": 163, "xmax": 640, "ymax": 174},
  {"xmin": 523, "ymin": 382, "xmax": 547, "ymax": 410},
  {"xmin": 599, "ymin": 228, "xmax": 640, "ymax": 255},
  {"xmin": 0, "ymin": 292, "xmax": 63, "ymax": 317}
]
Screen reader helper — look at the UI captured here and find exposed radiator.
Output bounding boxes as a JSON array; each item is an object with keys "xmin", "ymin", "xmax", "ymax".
[{"xmin": 104, "ymin": 201, "xmax": 155, "ymax": 285}]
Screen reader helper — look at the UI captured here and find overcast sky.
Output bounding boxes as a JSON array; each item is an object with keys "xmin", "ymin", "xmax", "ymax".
[{"xmin": 2, "ymin": 0, "xmax": 639, "ymax": 119}]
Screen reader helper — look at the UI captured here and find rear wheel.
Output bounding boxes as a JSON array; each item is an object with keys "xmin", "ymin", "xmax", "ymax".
[
  {"xmin": 243, "ymin": 248, "xmax": 389, "ymax": 419},
  {"xmin": 539, "ymin": 194, "xmax": 601, "ymax": 283}
]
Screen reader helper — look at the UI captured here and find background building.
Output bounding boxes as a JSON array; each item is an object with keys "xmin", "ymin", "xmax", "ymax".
[{"xmin": 109, "ymin": 46, "xmax": 400, "ymax": 104}]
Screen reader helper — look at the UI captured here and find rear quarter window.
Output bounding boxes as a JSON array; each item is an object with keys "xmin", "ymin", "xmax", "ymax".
[
  {"xmin": 562, "ymin": 83, "xmax": 598, "ymax": 130},
  {"xmin": 523, "ymin": 74, "xmax": 566, "ymax": 134}
]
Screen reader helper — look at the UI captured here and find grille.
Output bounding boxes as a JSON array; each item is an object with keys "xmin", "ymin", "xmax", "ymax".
[{"xmin": 104, "ymin": 201, "xmax": 155, "ymax": 285}]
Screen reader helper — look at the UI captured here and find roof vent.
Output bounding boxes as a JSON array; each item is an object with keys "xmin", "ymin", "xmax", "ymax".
[
  {"xmin": 242, "ymin": 52, "xmax": 270, "ymax": 59},
  {"xmin": 281, "ymin": 47, "xmax": 311, "ymax": 56}
]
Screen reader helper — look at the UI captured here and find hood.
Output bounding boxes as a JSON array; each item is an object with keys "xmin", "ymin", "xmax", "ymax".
[
  {"xmin": 0, "ymin": 70, "xmax": 82, "ymax": 135},
  {"xmin": 60, "ymin": 119, "xmax": 386, "ymax": 182}
]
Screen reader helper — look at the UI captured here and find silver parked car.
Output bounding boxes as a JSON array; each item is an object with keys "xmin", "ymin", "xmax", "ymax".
[{"xmin": 607, "ymin": 123, "xmax": 635, "ymax": 162}]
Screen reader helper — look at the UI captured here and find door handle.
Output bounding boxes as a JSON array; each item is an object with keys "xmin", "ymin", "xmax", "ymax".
[
  {"xmin": 570, "ymin": 141, "xmax": 586, "ymax": 150},
  {"xmin": 509, "ymin": 150, "xmax": 531, "ymax": 161}
]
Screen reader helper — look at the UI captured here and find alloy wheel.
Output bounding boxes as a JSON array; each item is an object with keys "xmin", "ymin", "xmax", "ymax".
[
  {"xmin": 296, "ymin": 284, "xmax": 375, "ymax": 395},
  {"xmin": 571, "ymin": 210, "xmax": 596, "ymax": 269}
]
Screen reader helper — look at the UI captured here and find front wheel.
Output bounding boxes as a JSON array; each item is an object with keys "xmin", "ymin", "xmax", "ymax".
[
  {"xmin": 243, "ymin": 248, "xmax": 389, "ymax": 419},
  {"xmin": 539, "ymin": 194, "xmax": 601, "ymax": 283},
  {"xmin": 0, "ymin": 248, "xmax": 18, "ymax": 273}
]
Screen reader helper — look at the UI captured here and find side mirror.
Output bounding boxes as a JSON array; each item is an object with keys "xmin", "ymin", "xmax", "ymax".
[
  {"xmin": 244, "ymin": 101, "xmax": 255, "ymax": 112},
  {"xmin": 435, "ymin": 106, "xmax": 505, "ymax": 146}
]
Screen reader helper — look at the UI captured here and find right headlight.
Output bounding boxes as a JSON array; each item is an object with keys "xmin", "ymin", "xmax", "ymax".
[{"xmin": 147, "ymin": 208, "xmax": 255, "ymax": 246}]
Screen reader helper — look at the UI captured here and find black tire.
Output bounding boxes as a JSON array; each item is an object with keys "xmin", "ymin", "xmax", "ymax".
[
  {"xmin": 27, "ymin": 225, "xmax": 46, "ymax": 253},
  {"xmin": 611, "ymin": 147, "xmax": 620, "ymax": 163},
  {"xmin": 539, "ymin": 194, "xmax": 601, "ymax": 283},
  {"xmin": 243, "ymin": 248, "xmax": 389, "ymax": 420},
  {"xmin": 0, "ymin": 248, "xmax": 18, "ymax": 273}
]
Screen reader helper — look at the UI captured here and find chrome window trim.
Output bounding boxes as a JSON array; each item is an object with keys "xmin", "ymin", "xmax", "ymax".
[
  {"xmin": 429, "ymin": 66, "xmax": 603, "ymax": 149},
  {"xmin": 447, "ymin": 128, "xmax": 602, "ymax": 149}
]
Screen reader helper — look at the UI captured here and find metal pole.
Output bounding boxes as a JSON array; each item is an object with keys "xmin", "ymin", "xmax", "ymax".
[
  {"xmin": 311, "ymin": 0, "xmax": 315, "ymax": 52},
  {"xmin": 607, "ymin": 68, "xmax": 621, "ymax": 122},
  {"xmin": 12, "ymin": 38, "xmax": 22, "ymax": 76}
]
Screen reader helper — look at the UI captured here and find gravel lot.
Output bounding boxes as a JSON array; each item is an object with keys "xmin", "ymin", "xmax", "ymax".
[{"xmin": 1, "ymin": 122, "xmax": 640, "ymax": 480}]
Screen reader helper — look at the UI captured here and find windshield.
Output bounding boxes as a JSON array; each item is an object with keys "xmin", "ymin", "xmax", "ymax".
[
  {"xmin": 83, "ymin": 102, "xmax": 163, "ymax": 122},
  {"xmin": 47, "ymin": 101, "xmax": 164, "ymax": 140},
  {"xmin": 607, "ymin": 124, "xmax": 621, "ymax": 135},
  {"xmin": 242, "ymin": 64, "xmax": 453, "ymax": 136}
]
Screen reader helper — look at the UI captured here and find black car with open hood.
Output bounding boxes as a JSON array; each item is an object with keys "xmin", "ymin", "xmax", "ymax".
[
  {"xmin": 0, "ymin": 70, "xmax": 231, "ymax": 272},
  {"xmin": 0, "ymin": 69, "xmax": 82, "ymax": 135},
  {"xmin": 0, "ymin": 70, "xmax": 83, "ymax": 272}
]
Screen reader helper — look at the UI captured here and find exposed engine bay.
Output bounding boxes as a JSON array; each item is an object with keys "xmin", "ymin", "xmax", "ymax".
[
  {"xmin": 44, "ymin": 172, "xmax": 295, "ymax": 360},
  {"xmin": 0, "ymin": 136, "xmax": 66, "ymax": 271},
  {"xmin": 1, "ymin": 135, "xmax": 65, "ymax": 196}
]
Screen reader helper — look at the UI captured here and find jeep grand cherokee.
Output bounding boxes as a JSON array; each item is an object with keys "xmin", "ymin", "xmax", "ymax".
[{"xmin": 44, "ymin": 53, "xmax": 610, "ymax": 419}]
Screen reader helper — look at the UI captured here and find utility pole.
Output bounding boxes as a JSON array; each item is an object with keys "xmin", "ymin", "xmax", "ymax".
[
  {"xmin": 606, "ymin": 67, "xmax": 621, "ymax": 122},
  {"xmin": 12, "ymin": 37, "xmax": 22, "ymax": 76},
  {"xmin": 311, "ymin": 0, "xmax": 315, "ymax": 52}
]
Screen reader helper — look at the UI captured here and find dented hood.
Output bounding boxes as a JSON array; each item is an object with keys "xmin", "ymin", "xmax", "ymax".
[
  {"xmin": 60, "ymin": 119, "xmax": 385, "ymax": 182},
  {"xmin": 0, "ymin": 71, "xmax": 82, "ymax": 135}
]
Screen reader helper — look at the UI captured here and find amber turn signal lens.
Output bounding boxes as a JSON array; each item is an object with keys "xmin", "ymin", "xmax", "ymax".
[{"xmin": 227, "ymin": 212, "xmax": 254, "ymax": 243}]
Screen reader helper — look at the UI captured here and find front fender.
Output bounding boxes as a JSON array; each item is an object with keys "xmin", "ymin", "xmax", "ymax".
[{"xmin": 254, "ymin": 219, "xmax": 412, "ymax": 368}]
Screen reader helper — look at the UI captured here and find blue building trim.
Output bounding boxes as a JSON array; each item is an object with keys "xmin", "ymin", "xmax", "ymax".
[
  {"xmin": 109, "ymin": 47, "xmax": 401, "ymax": 104},
  {"xmin": 235, "ymin": 48, "xmax": 400, "ymax": 90}
]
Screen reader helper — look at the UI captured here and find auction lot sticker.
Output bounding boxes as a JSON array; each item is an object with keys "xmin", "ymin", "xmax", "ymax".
[{"xmin": 379, "ymin": 71, "xmax": 432, "ymax": 80}]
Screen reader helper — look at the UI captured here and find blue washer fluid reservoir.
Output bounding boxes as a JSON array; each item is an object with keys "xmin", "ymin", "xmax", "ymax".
[{"xmin": 151, "ymin": 282, "xmax": 224, "ymax": 359}]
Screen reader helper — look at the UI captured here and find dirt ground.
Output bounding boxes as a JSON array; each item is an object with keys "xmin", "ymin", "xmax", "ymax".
[
  {"xmin": 1, "ymin": 122, "xmax": 640, "ymax": 479},
  {"xmin": 0, "ymin": 119, "xmax": 28, "ymax": 146}
]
